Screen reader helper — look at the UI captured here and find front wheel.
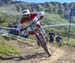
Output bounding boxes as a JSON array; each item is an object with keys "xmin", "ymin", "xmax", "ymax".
[{"xmin": 35, "ymin": 33, "xmax": 51, "ymax": 57}]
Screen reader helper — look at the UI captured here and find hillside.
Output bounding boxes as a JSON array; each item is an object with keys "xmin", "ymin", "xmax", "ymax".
[
  {"xmin": 0, "ymin": 35, "xmax": 75, "ymax": 63},
  {"xmin": 0, "ymin": 5, "xmax": 20, "ymax": 15},
  {"xmin": 0, "ymin": 1, "xmax": 75, "ymax": 15},
  {"xmin": 0, "ymin": 10, "xmax": 75, "ymax": 36},
  {"xmin": 0, "ymin": 0, "xmax": 75, "ymax": 44},
  {"xmin": 0, "ymin": 1, "xmax": 75, "ymax": 63}
]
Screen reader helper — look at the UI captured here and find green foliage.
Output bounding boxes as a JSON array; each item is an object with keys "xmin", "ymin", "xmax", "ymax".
[
  {"xmin": 0, "ymin": 12, "xmax": 16, "ymax": 26},
  {"xmin": 1, "ymin": 35, "xmax": 17, "ymax": 41},
  {"xmin": 10, "ymin": 36, "xmax": 17, "ymax": 40},
  {"xmin": 1, "ymin": 35, "xmax": 11, "ymax": 41},
  {"xmin": 41, "ymin": 13, "xmax": 68, "ymax": 35},
  {"xmin": 61, "ymin": 37, "xmax": 75, "ymax": 47},
  {"xmin": 0, "ymin": 38, "xmax": 20, "ymax": 56},
  {"xmin": 28, "ymin": 35, "xmax": 36, "ymax": 41}
]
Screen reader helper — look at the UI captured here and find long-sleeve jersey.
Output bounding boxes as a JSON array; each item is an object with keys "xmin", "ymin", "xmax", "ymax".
[
  {"xmin": 20, "ymin": 11, "xmax": 44, "ymax": 27},
  {"xmin": 17, "ymin": 11, "xmax": 44, "ymax": 35}
]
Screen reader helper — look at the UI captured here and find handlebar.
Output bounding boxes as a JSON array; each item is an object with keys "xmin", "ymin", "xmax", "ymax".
[{"xmin": 24, "ymin": 19, "xmax": 39, "ymax": 30}]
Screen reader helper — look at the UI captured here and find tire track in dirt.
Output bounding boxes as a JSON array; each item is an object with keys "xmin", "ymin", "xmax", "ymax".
[
  {"xmin": 17, "ymin": 39, "xmax": 65, "ymax": 63},
  {"xmin": 0, "ymin": 38, "xmax": 65, "ymax": 63},
  {"xmin": 40, "ymin": 46, "xmax": 65, "ymax": 63}
]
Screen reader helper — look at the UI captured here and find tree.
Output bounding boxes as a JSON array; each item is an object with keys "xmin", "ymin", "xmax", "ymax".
[{"xmin": 1, "ymin": 0, "xmax": 12, "ymax": 4}]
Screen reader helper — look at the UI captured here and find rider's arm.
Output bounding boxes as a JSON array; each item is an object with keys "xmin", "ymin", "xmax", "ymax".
[
  {"xmin": 37, "ymin": 11, "xmax": 44, "ymax": 20},
  {"xmin": 33, "ymin": 11, "xmax": 44, "ymax": 28},
  {"xmin": 20, "ymin": 17, "xmax": 26, "ymax": 24}
]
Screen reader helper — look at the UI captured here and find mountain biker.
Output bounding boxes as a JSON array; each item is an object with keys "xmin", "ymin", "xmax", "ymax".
[
  {"xmin": 19, "ymin": 9, "xmax": 44, "ymax": 34},
  {"xmin": 17, "ymin": 9, "xmax": 51, "ymax": 57},
  {"xmin": 18, "ymin": 9, "xmax": 45, "ymax": 44}
]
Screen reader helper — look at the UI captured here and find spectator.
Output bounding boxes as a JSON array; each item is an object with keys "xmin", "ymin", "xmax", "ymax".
[
  {"xmin": 49, "ymin": 30, "xmax": 55, "ymax": 43},
  {"xmin": 55, "ymin": 33, "xmax": 62, "ymax": 47},
  {"xmin": 9, "ymin": 23, "xmax": 15, "ymax": 34}
]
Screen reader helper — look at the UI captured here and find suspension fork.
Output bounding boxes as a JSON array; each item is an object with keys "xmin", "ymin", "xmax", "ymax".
[
  {"xmin": 38, "ymin": 27, "xmax": 47, "ymax": 42},
  {"xmin": 39, "ymin": 26, "xmax": 49, "ymax": 42}
]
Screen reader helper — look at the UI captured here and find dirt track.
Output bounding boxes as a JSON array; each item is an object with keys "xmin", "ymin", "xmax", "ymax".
[{"xmin": 0, "ymin": 38, "xmax": 75, "ymax": 63}]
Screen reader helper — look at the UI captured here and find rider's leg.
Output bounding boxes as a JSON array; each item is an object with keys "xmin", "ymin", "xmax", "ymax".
[{"xmin": 28, "ymin": 31, "xmax": 40, "ymax": 46}]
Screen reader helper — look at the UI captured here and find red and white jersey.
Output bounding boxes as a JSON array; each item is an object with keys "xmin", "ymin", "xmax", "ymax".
[
  {"xmin": 19, "ymin": 11, "xmax": 44, "ymax": 35},
  {"xmin": 20, "ymin": 11, "xmax": 44, "ymax": 27}
]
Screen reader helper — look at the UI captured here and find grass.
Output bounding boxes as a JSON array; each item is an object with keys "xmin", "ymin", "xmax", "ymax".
[
  {"xmin": 0, "ymin": 37, "xmax": 20, "ymax": 56},
  {"xmin": 42, "ymin": 13, "xmax": 68, "ymax": 24},
  {"xmin": 1, "ymin": 35, "xmax": 17, "ymax": 41},
  {"xmin": 61, "ymin": 37, "xmax": 75, "ymax": 47},
  {"xmin": 40, "ymin": 13, "xmax": 70, "ymax": 34},
  {"xmin": 0, "ymin": 12, "xmax": 16, "ymax": 26},
  {"xmin": 52, "ymin": 36, "xmax": 75, "ymax": 47}
]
